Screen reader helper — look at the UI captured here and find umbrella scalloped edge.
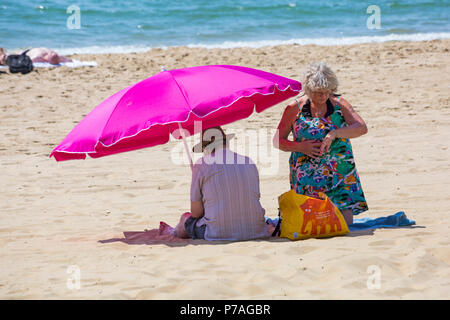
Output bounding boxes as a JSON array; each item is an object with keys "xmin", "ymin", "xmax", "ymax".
[{"xmin": 50, "ymin": 82, "xmax": 301, "ymax": 161}]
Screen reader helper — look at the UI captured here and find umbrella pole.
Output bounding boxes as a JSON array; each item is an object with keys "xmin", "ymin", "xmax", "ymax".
[{"xmin": 178, "ymin": 122, "xmax": 194, "ymax": 171}]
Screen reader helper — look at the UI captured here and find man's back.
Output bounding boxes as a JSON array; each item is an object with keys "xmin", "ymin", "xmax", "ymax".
[{"xmin": 190, "ymin": 148, "xmax": 269, "ymax": 241}]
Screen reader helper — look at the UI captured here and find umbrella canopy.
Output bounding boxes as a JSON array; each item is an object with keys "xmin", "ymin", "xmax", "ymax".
[{"xmin": 50, "ymin": 65, "xmax": 301, "ymax": 161}]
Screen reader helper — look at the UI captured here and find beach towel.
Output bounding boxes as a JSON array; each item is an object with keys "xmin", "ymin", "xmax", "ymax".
[
  {"xmin": 99, "ymin": 212, "xmax": 416, "ymax": 245},
  {"xmin": 0, "ymin": 59, "xmax": 97, "ymax": 70},
  {"xmin": 348, "ymin": 211, "xmax": 415, "ymax": 231},
  {"xmin": 98, "ymin": 222, "xmax": 190, "ymax": 245},
  {"xmin": 266, "ymin": 211, "xmax": 415, "ymax": 234}
]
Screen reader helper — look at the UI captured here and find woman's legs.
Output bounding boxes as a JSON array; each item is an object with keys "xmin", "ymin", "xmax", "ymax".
[{"xmin": 341, "ymin": 209, "xmax": 353, "ymax": 226}]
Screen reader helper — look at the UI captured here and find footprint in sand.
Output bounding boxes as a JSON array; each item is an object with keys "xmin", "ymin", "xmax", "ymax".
[
  {"xmin": 123, "ymin": 193, "xmax": 137, "ymax": 198},
  {"xmin": 368, "ymin": 239, "xmax": 393, "ymax": 247},
  {"xmin": 427, "ymin": 247, "xmax": 450, "ymax": 264},
  {"xmin": 282, "ymin": 245, "xmax": 318, "ymax": 255},
  {"xmin": 157, "ymin": 182, "xmax": 176, "ymax": 190}
]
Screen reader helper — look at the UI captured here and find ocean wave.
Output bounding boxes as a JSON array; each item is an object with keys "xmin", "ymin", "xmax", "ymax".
[
  {"xmin": 186, "ymin": 32, "xmax": 450, "ymax": 48},
  {"xmin": 54, "ymin": 45, "xmax": 168, "ymax": 55},
  {"xmin": 50, "ymin": 32, "xmax": 450, "ymax": 55},
  {"xmin": 389, "ymin": 1, "xmax": 440, "ymax": 9}
]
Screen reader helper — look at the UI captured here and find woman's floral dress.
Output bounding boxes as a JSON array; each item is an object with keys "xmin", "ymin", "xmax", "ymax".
[{"xmin": 289, "ymin": 96, "xmax": 369, "ymax": 215}]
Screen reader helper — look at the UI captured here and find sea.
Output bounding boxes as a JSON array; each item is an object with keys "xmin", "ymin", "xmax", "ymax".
[{"xmin": 1, "ymin": 0, "xmax": 449, "ymax": 54}]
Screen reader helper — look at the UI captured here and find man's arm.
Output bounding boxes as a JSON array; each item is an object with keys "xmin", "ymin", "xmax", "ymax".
[
  {"xmin": 190, "ymin": 201, "xmax": 204, "ymax": 218},
  {"xmin": 190, "ymin": 163, "xmax": 205, "ymax": 219}
]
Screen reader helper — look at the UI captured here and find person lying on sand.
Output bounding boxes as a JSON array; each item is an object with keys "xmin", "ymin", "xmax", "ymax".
[
  {"xmin": 0, "ymin": 47, "xmax": 72, "ymax": 65},
  {"xmin": 160, "ymin": 126, "xmax": 273, "ymax": 241}
]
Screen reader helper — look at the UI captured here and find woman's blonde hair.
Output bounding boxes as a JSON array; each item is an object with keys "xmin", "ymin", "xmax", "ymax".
[{"xmin": 302, "ymin": 61, "xmax": 339, "ymax": 97}]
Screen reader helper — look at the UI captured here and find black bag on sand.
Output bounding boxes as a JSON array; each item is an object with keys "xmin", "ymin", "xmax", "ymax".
[{"xmin": 7, "ymin": 49, "xmax": 34, "ymax": 74}]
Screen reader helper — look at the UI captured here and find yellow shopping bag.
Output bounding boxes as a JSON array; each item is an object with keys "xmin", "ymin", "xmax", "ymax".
[{"xmin": 278, "ymin": 190, "xmax": 349, "ymax": 240}]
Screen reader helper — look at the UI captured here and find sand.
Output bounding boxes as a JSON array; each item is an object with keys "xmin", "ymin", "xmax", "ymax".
[{"xmin": 1, "ymin": 39, "xmax": 449, "ymax": 299}]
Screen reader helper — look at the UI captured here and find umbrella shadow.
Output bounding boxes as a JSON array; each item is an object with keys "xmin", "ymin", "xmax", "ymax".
[
  {"xmin": 98, "ymin": 227, "xmax": 387, "ymax": 247},
  {"xmin": 98, "ymin": 219, "xmax": 286, "ymax": 247},
  {"xmin": 98, "ymin": 228, "xmax": 192, "ymax": 247},
  {"xmin": 345, "ymin": 224, "xmax": 424, "ymax": 237},
  {"xmin": 98, "ymin": 216, "xmax": 422, "ymax": 246},
  {"xmin": 345, "ymin": 229, "xmax": 375, "ymax": 237},
  {"xmin": 98, "ymin": 228, "xmax": 290, "ymax": 247}
]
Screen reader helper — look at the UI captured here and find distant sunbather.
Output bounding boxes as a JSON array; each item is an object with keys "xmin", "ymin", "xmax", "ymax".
[{"xmin": 0, "ymin": 47, "xmax": 72, "ymax": 65}]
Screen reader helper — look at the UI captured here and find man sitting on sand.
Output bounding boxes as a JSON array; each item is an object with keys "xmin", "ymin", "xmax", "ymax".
[
  {"xmin": 0, "ymin": 47, "xmax": 72, "ymax": 65},
  {"xmin": 163, "ymin": 126, "xmax": 271, "ymax": 241}
]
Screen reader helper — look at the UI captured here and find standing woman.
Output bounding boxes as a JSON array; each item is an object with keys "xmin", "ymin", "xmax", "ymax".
[{"xmin": 273, "ymin": 61, "xmax": 369, "ymax": 225}]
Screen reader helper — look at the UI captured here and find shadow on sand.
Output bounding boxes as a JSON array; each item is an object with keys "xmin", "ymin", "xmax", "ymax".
[{"xmin": 98, "ymin": 224, "xmax": 422, "ymax": 247}]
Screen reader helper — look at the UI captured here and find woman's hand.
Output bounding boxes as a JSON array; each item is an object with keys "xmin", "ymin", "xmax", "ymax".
[
  {"xmin": 298, "ymin": 140, "xmax": 322, "ymax": 159},
  {"xmin": 320, "ymin": 130, "xmax": 336, "ymax": 155}
]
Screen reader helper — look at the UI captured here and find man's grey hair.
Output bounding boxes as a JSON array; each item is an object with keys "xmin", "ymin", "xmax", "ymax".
[{"xmin": 302, "ymin": 61, "xmax": 339, "ymax": 97}]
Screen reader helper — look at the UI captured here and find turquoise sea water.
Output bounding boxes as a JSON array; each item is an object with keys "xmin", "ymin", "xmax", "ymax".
[{"xmin": 1, "ymin": 0, "xmax": 449, "ymax": 53}]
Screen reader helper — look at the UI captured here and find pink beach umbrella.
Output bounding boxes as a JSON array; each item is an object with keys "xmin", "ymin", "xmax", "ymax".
[{"xmin": 50, "ymin": 65, "xmax": 301, "ymax": 166}]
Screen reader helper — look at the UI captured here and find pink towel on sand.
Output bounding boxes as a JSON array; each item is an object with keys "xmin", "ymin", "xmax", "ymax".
[{"xmin": 99, "ymin": 222, "xmax": 189, "ymax": 245}]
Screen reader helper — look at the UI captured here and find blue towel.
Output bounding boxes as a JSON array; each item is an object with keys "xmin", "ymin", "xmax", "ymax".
[
  {"xmin": 349, "ymin": 211, "xmax": 415, "ymax": 231},
  {"xmin": 265, "ymin": 211, "xmax": 415, "ymax": 232}
]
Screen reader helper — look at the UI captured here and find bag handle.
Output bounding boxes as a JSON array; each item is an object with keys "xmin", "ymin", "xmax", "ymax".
[{"xmin": 271, "ymin": 209, "xmax": 281, "ymax": 237}]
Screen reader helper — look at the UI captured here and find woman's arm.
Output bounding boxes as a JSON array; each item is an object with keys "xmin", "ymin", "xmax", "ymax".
[
  {"xmin": 273, "ymin": 100, "xmax": 322, "ymax": 158},
  {"xmin": 334, "ymin": 97, "xmax": 368, "ymax": 138},
  {"xmin": 273, "ymin": 102, "xmax": 300, "ymax": 152},
  {"xmin": 321, "ymin": 97, "xmax": 368, "ymax": 153}
]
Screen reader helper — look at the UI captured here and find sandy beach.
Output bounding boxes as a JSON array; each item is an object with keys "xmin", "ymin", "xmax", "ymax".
[{"xmin": 1, "ymin": 39, "xmax": 449, "ymax": 299}]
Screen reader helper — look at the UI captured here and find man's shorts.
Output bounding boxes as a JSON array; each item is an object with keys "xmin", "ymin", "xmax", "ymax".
[{"xmin": 184, "ymin": 216, "xmax": 206, "ymax": 240}]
